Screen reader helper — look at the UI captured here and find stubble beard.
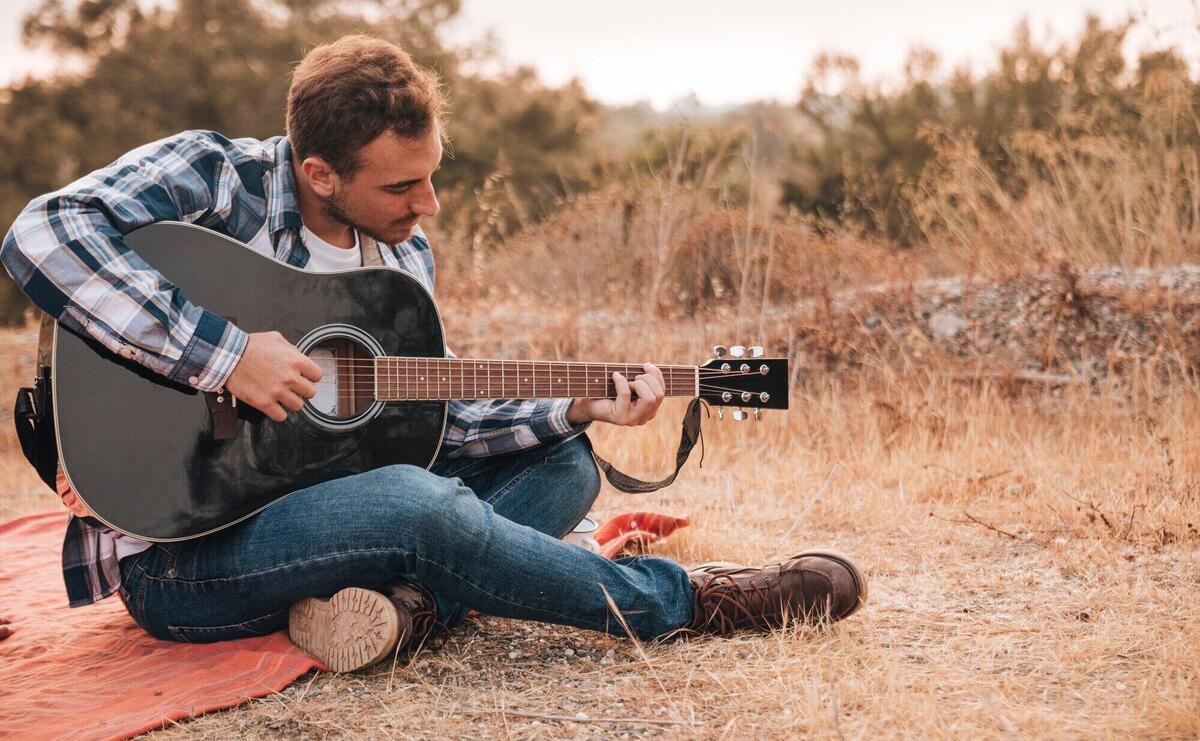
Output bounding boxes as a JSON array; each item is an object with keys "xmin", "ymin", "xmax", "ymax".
[{"xmin": 323, "ymin": 190, "xmax": 409, "ymax": 246}]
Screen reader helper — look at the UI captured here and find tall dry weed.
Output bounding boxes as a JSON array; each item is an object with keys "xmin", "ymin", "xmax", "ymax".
[{"xmin": 912, "ymin": 66, "xmax": 1200, "ymax": 272}]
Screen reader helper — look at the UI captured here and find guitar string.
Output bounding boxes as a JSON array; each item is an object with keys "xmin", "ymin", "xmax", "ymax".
[
  {"xmin": 308, "ymin": 359, "xmax": 770, "ymax": 371},
  {"xmin": 306, "ymin": 356, "xmax": 771, "ymax": 368},
  {"xmin": 307, "ymin": 365, "xmax": 760, "ymax": 378},
  {"xmin": 308, "ymin": 364, "xmax": 726, "ymax": 374},
  {"xmin": 317, "ymin": 381, "xmax": 767, "ymax": 398},
  {"xmin": 309, "ymin": 363, "xmax": 764, "ymax": 378},
  {"xmin": 306, "ymin": 361, "xmax": 773, "ymax": 398},
  {"xmin": 307, "ymin": 372, "xmax": 762, "ymax": 394},
  {"xmin": 309, "ymin": 371, "xmax": 766, "ymax": 386},
  {"xmin": 308, "ymin": 367, "xmax": 771, "ymax": 389}
]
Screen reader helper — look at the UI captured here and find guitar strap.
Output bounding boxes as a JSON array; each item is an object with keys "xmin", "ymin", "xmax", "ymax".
[
  {"xmin": 12, "ymin": 311, "xmax": 59, "ymax": 492},
  {"xmin": 583, "ymin": 397, "xmax": 707, "ymax": 494}
]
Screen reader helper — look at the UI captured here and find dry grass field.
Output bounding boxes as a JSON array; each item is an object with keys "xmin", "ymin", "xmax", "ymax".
[
  {"xmin": 1, "ymin": 13, "xmax": 1198, "ymax": 740},
  {"xmin": 2, "ymin": 253, "xmax": 1198, "ymax": 738},
  {"xmin": 2, "ymin": 108, "xmax": 1199, "ymax": 737}
]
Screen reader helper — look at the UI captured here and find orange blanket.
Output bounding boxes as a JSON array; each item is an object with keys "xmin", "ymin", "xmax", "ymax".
[
  {"xmin": 0, "ymin": 512, "xmax": 321, "ymax": 740},
  {"xmin": 0, "ymin": 509, "xmax": 688, "ymax": 740}
]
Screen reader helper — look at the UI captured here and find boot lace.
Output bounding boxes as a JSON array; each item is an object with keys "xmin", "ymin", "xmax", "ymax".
[{"xmin": 692, "ymin": 572, "xmax": 777, "ymax": 636}]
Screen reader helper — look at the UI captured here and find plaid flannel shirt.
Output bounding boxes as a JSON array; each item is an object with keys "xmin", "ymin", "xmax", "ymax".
[{"xmin": 0, "ymin": 130, "xmax": 586, "ymax": 607}]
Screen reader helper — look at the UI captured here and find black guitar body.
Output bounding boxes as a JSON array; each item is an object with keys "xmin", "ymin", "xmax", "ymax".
[{"xmin": 54, "ymin": 222, "xmax": 447, "ymax": 541}]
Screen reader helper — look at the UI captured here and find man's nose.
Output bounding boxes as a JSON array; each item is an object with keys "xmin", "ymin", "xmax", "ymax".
[{"xmin": 412, "ymin": 181, "xmax": 440, "ymax": 217}]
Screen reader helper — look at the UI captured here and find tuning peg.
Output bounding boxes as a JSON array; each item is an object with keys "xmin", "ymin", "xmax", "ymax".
[
  {"xmin": 732, "ymin": 408, "xmax": 748, "ymax": 421},
  {"xmin": 712, "ymin": 345, "xmax": 728, "ymax": 358},
  {"xmin": 754, "ymin": 409, "xmax": 762, "ymax": 421},
  {"xmin": 729, "ymin": 345, "xmax": 746, "ymax": 358},
  {"xmin": 749, "ymin": 346, "xmax": 764, "ymax": 358},
  {"xmin": 717, "ymin": 408, "xmax": 725, "ymax": 420}
]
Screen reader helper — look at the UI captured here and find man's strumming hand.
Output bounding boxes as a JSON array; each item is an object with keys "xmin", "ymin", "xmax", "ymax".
[
  {"xmin": 224, "ymin": 331, "xmax": 322, "ymax": 422},
  {"xmin": 566, "ymin": 363, "xmax": 665, "ymax": 427}
]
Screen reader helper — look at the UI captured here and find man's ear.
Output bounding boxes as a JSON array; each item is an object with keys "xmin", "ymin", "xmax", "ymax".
[{"xmin": 301, "ymin": 156, "xmax": 341, "ymax": 197}]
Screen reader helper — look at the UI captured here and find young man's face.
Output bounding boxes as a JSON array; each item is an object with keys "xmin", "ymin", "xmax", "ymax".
[{"xmin": 322, "ymin": 125, "xmax": 443, "ymax": 245}]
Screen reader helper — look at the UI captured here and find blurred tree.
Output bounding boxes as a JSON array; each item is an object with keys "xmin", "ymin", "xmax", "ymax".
[
  {"xmin": 0, "ymin": 0, "xmax": 600, "ymax": 323},
  {"xmin": 779, "ymin": 14, "xmax": 1196, "ymax": 244}
]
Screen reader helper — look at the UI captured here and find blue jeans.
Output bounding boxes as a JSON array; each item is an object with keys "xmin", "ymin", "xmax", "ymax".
[{"xmin": 117, "ymin": 436, "xmax": 695, "ymax": 643}]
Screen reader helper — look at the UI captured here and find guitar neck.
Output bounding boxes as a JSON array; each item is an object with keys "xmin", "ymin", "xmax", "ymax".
[{"xmin": 370, "ymin": 357, "xmax": 699, "ymax": 401}]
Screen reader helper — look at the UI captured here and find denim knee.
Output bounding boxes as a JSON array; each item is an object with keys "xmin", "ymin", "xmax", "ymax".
[
  {"xmin": 552, "ymin": 436, "xmax": 602, "ymax": 502},
  {"xmin": 353, "ymin": 464, "xmax": 475, "ymax": 536}
]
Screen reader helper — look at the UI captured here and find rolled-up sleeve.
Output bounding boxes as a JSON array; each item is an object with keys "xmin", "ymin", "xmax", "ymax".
[{"xmin": 441, "ymin": 396, "xmax": 588, "ymax": 459}]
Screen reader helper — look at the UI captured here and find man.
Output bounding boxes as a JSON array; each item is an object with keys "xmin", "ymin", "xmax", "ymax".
[{"xmin": 1, "ymin": 35, "xmax": 867, "ymax": 672}]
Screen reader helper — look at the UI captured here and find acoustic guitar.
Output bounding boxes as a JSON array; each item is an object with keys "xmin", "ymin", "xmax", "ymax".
[{"xmin": 53, "ymin": 222, "xmax": 787, "ymax": 541}]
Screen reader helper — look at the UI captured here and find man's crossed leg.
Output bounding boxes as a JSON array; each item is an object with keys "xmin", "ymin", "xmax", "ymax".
[{"xmin": 117, "ymin": 436, "xmax": 866, "ymax": 671}]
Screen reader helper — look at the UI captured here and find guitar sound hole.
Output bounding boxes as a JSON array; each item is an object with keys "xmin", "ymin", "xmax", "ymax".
[{"xmin": 306, "ymin": 337, "xmax": 375, "ymax": 420}]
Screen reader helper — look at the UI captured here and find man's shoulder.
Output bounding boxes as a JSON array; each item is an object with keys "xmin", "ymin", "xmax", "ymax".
[{"xmin": 121, "ymin": 130, "xmax": 285, "ymax": 168}]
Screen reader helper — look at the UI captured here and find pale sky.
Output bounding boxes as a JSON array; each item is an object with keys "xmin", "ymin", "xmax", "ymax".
[{"xmin": 0, "ymin": 0, "xmax": 1196, "ymax": 108}]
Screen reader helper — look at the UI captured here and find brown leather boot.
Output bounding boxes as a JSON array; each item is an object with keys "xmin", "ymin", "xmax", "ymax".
[
  {"xmin": 686, "ymin": 548, "xmax": 868, "ymax": 636},
  {"xmin": 287, "ymin": 581, "xmax": 437, "ymax": 673},
  {"xmin": 383, "ymin": 580, "xmax": 439, "ymax": 652}
]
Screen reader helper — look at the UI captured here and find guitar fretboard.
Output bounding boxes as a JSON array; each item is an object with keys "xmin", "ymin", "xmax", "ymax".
[{"xmin": 372, "ymin": 358, "xmax": 699, "ymax": 401}]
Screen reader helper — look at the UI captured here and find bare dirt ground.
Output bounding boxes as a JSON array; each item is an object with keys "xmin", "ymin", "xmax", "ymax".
[{"xmin": 1, "ymin": 265, "xmax": 1197, "ymax": 739}]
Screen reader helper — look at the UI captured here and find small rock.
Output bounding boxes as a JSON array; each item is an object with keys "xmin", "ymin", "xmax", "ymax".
[
  {"xmin": 508, "ymin": 651, "xmax": 518, "ymax": 659},
  {"xmin": 565, "ymin": 647, "xmax": 575, "ymax": 657},
  {"xmin": 575, "ymin": 712, "xmax": 589, "ymax": 721},
  {"xmin": 930, "ymin": 311, "xmax": 968, "ymax": 339}
]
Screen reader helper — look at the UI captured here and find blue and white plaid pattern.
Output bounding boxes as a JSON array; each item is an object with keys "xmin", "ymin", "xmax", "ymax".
[{"xmin": 1, "ymin": 130, "xmax": 583, "ymax": 607}]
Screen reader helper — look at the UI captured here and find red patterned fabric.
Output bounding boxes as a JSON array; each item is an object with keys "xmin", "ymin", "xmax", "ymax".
[{"xmin": 594, "ymin": 511, "xmax": 690, "ymax": 559}]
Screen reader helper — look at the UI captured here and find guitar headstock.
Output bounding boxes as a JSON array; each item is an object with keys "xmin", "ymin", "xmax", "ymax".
[{"xmin": 698, "ymin": 345, "xmax": 789, "ymax": 420}]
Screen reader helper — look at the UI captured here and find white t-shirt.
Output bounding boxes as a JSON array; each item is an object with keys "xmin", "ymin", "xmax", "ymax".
[
  {"xmin": 113, "ymin": 225, "xmax": 362, "ymax": 561},
  {"xmin": 300, "ymin": 225, "xmax": 363, "ymax": 271}
]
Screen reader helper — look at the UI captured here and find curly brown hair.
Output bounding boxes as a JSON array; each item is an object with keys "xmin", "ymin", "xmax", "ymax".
[{"xmin": 286, "ymin": 35, "xmax": 447, "ymax": 177}]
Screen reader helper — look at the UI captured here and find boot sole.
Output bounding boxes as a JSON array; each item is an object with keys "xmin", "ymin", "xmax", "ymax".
[{"xmin": 288, "ymin": 587, "xmax": 401, "ymax": 673}]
